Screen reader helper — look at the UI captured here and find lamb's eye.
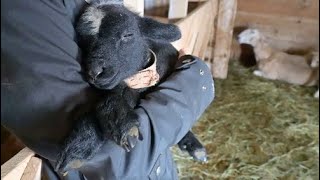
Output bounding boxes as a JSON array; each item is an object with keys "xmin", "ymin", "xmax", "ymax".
[
  {"xmin": 123, "ymin": 33, "xmax": 133, "ymax": 38},
  {"xmin": 121, "ymin": 33, "xmax": 134, "ymax": 42}
]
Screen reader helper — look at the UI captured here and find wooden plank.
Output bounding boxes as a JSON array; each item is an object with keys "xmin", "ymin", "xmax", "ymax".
[
  {"xmin": 201, "ymin": 19, "xmax": 214, "ymax": 60},
  {"xmin": 189, "ymin": 0, "xmax": 207, "ymax": 2},
  {"xmin": 206, "ymin": 0, "xmax": 218, "ymax": 63},
  {"xmin": 193, "ymin": 1, "xmax": 217, "ymax": 59},
  {"xmin": 172, "ymin": 0, "xmax": 218, "ymax": 55},
  {"xmin": 168, "ymin": 0, "xmax": 189, "ymax": 19},
  {"xmin": 235, "ymin": 11, "xmax": 319, "ymax": 51},
  {"xmin": 192, "ymin": 5, "xmax": 208, "ymax": 55},
  {"xmin": 198, "ymin": 0, "xmax": 218, "ymax": 59},
  {"xmin": 21, "ymin": 157, "xmax": 42, "ymax": 180},
  {"xmin": 1, "ymin": 148, "xmax": 35, "ymax": 180},
  {"xmin": 212, "ymin": 0, "xmax": 237, "ymax": 79},
  {"xmin": 124, "ymin": 0, "xmax": 144, "ymax": 16},
  {"xmin": 145, "ymin": 0, "xmax": 169, "ymax": 10},
  {"xmin": 237, "ymin": 0, "xmax": 319, "ymax": 20}
]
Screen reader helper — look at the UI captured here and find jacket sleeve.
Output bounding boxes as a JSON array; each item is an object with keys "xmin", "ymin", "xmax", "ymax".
[
  {"xmin": 137, "ymin": 55, "xmax": 215, "ymax": 152},
  {"xmin": 75, "ymin": 56, "xmax": 215, "ymax": 180}
]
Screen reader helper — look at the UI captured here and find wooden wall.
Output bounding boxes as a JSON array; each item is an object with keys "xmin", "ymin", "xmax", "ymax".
[
  {"xmin": 235, "ymin": 0, "xmax": 319, "ymax": 52},
  {"xmin": 144, "ymin": 0, "xmax": 169, "ymax": 10}
]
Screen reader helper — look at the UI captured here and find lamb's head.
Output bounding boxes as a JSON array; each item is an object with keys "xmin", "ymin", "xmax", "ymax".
[
  {"xmin": 77, "ymin": 2, "xmax": 181, "ymax": 89},
  {"xmin": 238, "ymin": 29, "xmax": 262, "ymax": 46}
]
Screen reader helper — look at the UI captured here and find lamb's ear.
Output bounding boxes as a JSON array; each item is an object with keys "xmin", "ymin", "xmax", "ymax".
[
  {"xmin": 139, "ymin": 17, "xmax": 181, "ymax": 42},
  {"xmin": 76, "ymin": 6, "xmax": 105, "ymax": 37}
]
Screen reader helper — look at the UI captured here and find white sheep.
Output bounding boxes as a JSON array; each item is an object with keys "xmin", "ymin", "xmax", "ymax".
[{"xmin": 238, "ymin": 29, "xmax": 319, "ymax": 98}]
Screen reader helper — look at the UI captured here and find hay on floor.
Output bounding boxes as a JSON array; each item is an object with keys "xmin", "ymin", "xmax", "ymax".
[{"xmin": 172, "ymin": 60, "xmax": 319, "ymax": 180}]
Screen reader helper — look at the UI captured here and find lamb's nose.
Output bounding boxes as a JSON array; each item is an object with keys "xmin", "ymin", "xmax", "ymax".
[{"xmin": 88, "ymin": 67, "xmax": 103, "ymax": 81}]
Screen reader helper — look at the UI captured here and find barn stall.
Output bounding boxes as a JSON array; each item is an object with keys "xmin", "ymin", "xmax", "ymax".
[{"xmin": 1, "ymin": 0, "xmax": 319, "ymax": 179}]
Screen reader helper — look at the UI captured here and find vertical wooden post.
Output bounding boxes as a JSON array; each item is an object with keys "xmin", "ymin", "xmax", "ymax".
[
  {"xmin": 212, "ymin": 0, "xmax": 237, "ymax": 79},
  {"xmin": 168, "ymin": 0, "xmax": 189, "ymax": 19},
  {"xmin": 124, "ymin": 0, "xmax": 144, "ymax": 16}
]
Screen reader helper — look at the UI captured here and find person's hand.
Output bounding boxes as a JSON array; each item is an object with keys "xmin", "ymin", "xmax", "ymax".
[
  {"xmin": 178, "ymin": 49, "xmax": 187, "ymax": 59},
  {"xmin": 125, "ymin": 50, "xmax": 159, "ymax": 89}
]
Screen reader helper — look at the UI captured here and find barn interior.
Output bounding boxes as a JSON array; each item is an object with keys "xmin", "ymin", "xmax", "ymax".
[{"xmin": 1, "ymin": 0, "xmax": 319, "ymax": 179}]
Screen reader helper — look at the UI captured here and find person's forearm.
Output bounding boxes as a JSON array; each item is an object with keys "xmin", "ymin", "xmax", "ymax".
[{"xmin": 137, "ymin": 55, "xmax": 215, "ymax": 151}]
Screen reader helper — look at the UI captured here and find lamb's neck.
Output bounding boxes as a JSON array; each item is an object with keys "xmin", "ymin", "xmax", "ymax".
[{"xmin": 253, "ymin": 39, "xmax": 274, "ymax": 61}]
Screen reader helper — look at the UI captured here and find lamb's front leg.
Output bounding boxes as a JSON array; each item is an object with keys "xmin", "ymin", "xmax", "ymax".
[
  {"xmin": 178, "ymin": 131, "xmax": 208, "ymax": 163},
  {"xmin": 96, "ymin": 87, "xmax": 142, "ymax": 152},
  {"xmin": 55, "ymin": 114, "xmax": 104, "ymax": 173}
]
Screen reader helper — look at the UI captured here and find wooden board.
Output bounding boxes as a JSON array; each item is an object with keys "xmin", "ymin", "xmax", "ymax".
[
  {"xmin": 124, "ymin": 0, "xmax": 144, "ymax": 16},
  {"xmin": 1, "ymin": 148, "xmax": 35, "ymax": 180},
  {"xmin": 235, "ymin": 11, "xmax": 319, "ymax": 51},
  {"xmin": 145, "ymin": 0, "xmax": 169, "ymax": 10},
  {"xmin": 212, "ymin": 0, "xmax": 238, "ymax": 79},
  {"xmin": 237, "ymin": 0, "xmax": 319, "ymax": 20},
  {"xmin": 194, "ymin": 0, "xmax": 218, "ymax": 58},
  {"xmin": 168, "ymin": 0, "xmax": 189, "ymax": 19},
  {"xmin": 21, "ymin": 157, "xmax": 42, "ymax": 180},
  {"xmin": 172, "ymin": 0, "xmax": 218, "ymax": 56}
]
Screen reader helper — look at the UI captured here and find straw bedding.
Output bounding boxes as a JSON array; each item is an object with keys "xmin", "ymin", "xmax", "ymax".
[{"xmin": 172, "ymin": 60, "xmax": 319, "ymax": 180}]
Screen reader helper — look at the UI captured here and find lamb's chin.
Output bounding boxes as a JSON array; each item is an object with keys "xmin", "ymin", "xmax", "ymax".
[{"xmin": 90, "ymin": 78, "xmax": 120, "ymax": 90}]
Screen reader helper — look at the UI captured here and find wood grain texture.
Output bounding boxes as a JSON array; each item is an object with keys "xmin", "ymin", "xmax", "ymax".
[
  {"xmin": 235, "ymin": 11, "xmax": 319, "ymax": 51},
  {"xmin": 172, "ymin": 0, "xmax": 218, "ymax": 57},
  {"xmin": 168, "ymin": 0, "xmax": 189, "ymax": 19},
  {"xmin": 21, "ymin": 157, "xmax": 42, "ymax": 180},
  {"xmin": 1, "ymin": 148, "xmax": 35, "ymax": 180},
  {"xmin": 124, "ymin": 0, "xmax": 145, "ymax": 16},
  {"xmin": 235, "ymin": 0, "xmax": 319, "ymax": 51},
  {"xmin": 212, "ymin": 0, "xmax": 238, "ymax": 79},
  {"xmin": 237, "ymin": 0, "xmax": 319, "ymax": 20}
]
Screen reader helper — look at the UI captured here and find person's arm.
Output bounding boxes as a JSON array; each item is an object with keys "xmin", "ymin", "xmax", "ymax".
[
  {"xmin": 137, "ymin": 54, "xmax": 215, "ymax": 152},
  {"xmin": 77, "ymin": 55, "xmax": 214, "ymax": 180}
]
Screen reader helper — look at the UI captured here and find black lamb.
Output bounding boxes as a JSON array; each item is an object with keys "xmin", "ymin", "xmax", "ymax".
[{"xmin": 55, "ymin": 1, "xmax": 208, "ymax": 173}]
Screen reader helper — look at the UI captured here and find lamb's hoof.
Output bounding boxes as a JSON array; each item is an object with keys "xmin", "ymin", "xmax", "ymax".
[
  {"xmin": 120, "ymin": 126, "xmax": 143, "ymax": 152},
  {"xmin": 190, "ymin": 148, "xmax": 208, "ymax": 163},
  {"xmin": 55, "ymin": 157, "xmax": 84, "ymax": 175},
  {"xmin": 314, "ymin": 90, "xmax": 319, "ymax": 99},
  {"xmin": 62, "ymin": 160, "xmax": 84, "ymax": 174},
  {"xmin": 253, "ymin": 70, "xmax": 263, "ymax": 77}
]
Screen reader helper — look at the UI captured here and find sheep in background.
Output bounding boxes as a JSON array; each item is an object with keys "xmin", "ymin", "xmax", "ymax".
[{"xmin": 237, "ymin": 29, "xmax": 319, "ymax": 97}]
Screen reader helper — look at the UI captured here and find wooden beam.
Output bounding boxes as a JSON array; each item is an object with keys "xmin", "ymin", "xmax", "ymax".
[
  {"xmin": 124, "ymin": 0, "xmax": 144, "ymax": 16},
  {"xmin": 237, "ymin": 0, "xmax": 319, "ymax": 20},
  {"xmin": 188, "ymin": 0, "xmax": 207, "ymax": 2},
  {"xmin": 168, "ymin": 0, "xmax": 189, "ymax": 19},
  {"xmin": 235, "ymin": 11, "xmax": 318, "ymax": 51},
  {"xmin": 212, "ymin": 0, "xmax": 237, "ymax": 79},
  {"xmin": 21, "ymin": 157, "xmax": 42, "ymax": 180},
  {"xmin": 1, "ymin": 148, "xmax": 35, "ymax": 180},
  {"xmin": 193, "ymin": 0, "xmax": 218, "ymax": 58},
  {"xmin": 172, "ymin": 0, "xmax": 218, "ymax": 56}
]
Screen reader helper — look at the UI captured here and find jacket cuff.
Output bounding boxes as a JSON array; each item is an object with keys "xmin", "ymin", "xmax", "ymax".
[{"xmin": 175, "ymin": 55, "xmax": 197, "ymax": 70}]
